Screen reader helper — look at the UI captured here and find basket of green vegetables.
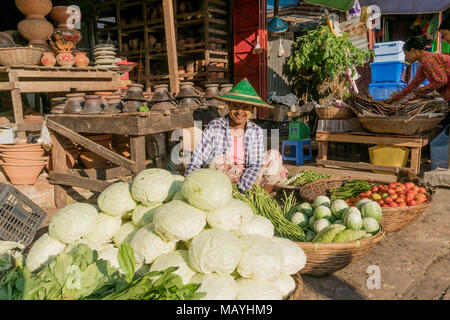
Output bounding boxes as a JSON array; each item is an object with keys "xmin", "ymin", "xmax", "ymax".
[{"xmin": 274, "ymin": 170, "xmax": 331, "ymax": 194}]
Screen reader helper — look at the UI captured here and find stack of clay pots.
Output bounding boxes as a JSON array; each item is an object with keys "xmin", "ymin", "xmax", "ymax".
[
  {"xmin": 103, "ymin": 94, "xmax": 123, "ymax": 114},
  {"xmin": 79, "ymin": 134, "xmax": 113, "ymax": 169},
  {"xmin": 64, "ymin": 93, "xmax": 85, "ymax": 114},
  {"xmin": 0, "ymin": 141, "xmax": 47, "ymax": 185},
  {"xmin": 150, "ymin": 84, "xmax": 177, "ymax": 111},
  {"xmin": 50, "ymin": 97, "xmax": 66, "ymax": 114},
  {"xmin": 81, "ymin": 95, "xmax": 104, "ymax": 114},
  {"xmin": 204, "ymin": 83, "xmax": 227, "ymax": 109},
  {"xmin": 49, "ymin": 5, "xmax": 83, "ymax": 49},
  {"xmin": 16, "ymin": 0, "xmax": 54, "ymax": 51},
  {"xmin": 176, "ymin": 82, "xmax": 203, "ymax": 110},
  {"xmin": 123, "ymin": 84, "xmax": 147, "ymax": 113}
]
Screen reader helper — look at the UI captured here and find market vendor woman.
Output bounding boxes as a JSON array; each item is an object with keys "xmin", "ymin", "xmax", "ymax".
[
  {"xmin": 384, "ymin": 36, "xmax": 450, "ymax": 104},
  {"xmin": 186, "ymin": 78, "xmax": 288, "ymax": 193}
]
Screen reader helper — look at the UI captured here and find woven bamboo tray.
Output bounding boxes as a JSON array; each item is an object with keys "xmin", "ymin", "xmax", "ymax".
[
  {"xmin": 0, "ymin": 47, "xmax": 44, "ymax": 66},
  {"xmin": 296, "ymin": 228, "xmax": 385, "ymax": 277},
  {"xmin": 286, "ymin": 273, "xmax": 303, "ymax": 300},
  {"xmin": 358, "ymin": 115, "xmax": 445, "ymax": 136},
  {"xmin": 299, "ymin": 177, "xmax": 433, "ymax": 234},
  {"xmin": 315, "ymin": 107, "xmax": 354, "ymax": 119}
]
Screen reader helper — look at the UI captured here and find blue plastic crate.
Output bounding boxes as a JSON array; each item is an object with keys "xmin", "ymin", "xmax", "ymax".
[
  {"xmin": 370, "ymin": 61, "xmax": 407, "ymax": 83},
  {"xmin": 369, "ymin": 82, "xmax": 407, "ymax": 100}
]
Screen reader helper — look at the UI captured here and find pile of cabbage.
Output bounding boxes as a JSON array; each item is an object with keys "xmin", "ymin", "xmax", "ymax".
[{"xmin": 26, "ymin": 168, "xmax": 307, "ymax": 300}]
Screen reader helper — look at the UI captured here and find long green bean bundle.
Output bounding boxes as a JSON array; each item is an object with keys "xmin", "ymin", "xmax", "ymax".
[
  {"xmin": 233, "ymin": 185, "xmax": 306, "ymax": 242},
  {"xmin": 330, "ymin": 180, "xmax": 374, "ymax": 201}
]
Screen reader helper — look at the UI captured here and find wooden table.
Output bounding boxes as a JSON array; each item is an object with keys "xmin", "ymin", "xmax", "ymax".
[
  {"xmin": 316, "ymin": 129, "xmax": 441, "ymax": 174},
  {"xmin": 46, "ymin": 111, "xmax": 194, "ymax": 208},
  {"xmin": 0, "ymin": 66, "xmax": 121, "ymax": 139}
]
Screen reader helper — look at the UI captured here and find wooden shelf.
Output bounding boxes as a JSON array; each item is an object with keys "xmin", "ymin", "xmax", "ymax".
[{"xmin": 177, "ymin": 18, "xmax": 204, "ymax": 27}]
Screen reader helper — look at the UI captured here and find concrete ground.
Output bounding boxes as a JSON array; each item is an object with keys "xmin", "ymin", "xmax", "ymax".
[{"xmin": 1, "ymin": 163, "xmax": 449, "ymax": 300}]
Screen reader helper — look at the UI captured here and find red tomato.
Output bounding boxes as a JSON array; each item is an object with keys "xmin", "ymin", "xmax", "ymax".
[
  {"xmin": 400, "ymin": 184, "xmax": 407, "ymax": 191},
  {"xmin": 406, "ymin": 192, "xmax": 415, "ymax": 202},
  {"xmin": 378, "ymin": 200, "xmax": 385, "ymax": 205},
  {"xmin": 405, "ymin": 182, "xmax": 415, "ymax": 189},
  {"xmin": 382, "ymin": 204, "xmax": 389, "ymax": 208},
  {"xmin": 407, "ymin": 200, "xmax": 417, "ymax": 206},
  {"xmin": 395, "ymin": 182, "xmax": 402, "ymax": 186},
  {"xmin": 384, "ymin": 197, "xmax": 393, "ymax": 204},
  {"xmin": 418, "ymin": 187, "xmax": 427, "ymax": 194},
  {"xmin": 395, "ymin": 197, "xmax": 404, "ymax": 203},
  {"xmin": 390, "ymin": 193, "xmax": 398, "ymax": 200},
  {"xmin": 398, "ymin": 201, "xmax": 407, "ymax": 207},
  {"xmin": 387, "ymin": 189, "xmax": 396, "ymax": 195},
  {"xmin": 414, "ymin": 193, "xmax": 427, "ymax": 204},
  {"xmin": 394, "ymin": 186, "xmax": 403, "ymax": 193},
  {"xmin": 390, "ymin": 202, "xmax": 399, "ymax": 207},
  {"xmin": 411, "ymin": 186, "xmax": 420, "ymax": 194},
  {"xmin": 389, "ymin": 183, "xmax": 396, "ymax": 189},
  {"xmin": 371, "ymin": 186, "xmax": 379, "ymax": 193}
]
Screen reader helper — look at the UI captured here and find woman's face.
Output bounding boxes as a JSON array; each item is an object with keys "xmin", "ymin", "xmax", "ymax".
[
  {"xmin": 441, "ymin": 29, "xmax": 450, "ymax": 43},
  {"xmin": 229, "ymin": 103, "xmax": 254, "ymax": 126},
  {"xmin": 404, "ymin": 49, "xmax": 420, "ymax": 63}
]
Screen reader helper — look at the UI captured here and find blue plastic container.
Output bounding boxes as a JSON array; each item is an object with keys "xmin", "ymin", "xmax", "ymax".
[
  {"xmin": 369, "ymin": 82, "xmax": 407, "ymax": 100},
  {"xmin": 410, "ymin": 62, "xmax": 430, "ymax": 86},
  {"xmin": 370, "ymin": 61, "xmax": 407, "ymax": 83},
  {"xmin": 430, "ymin": 125, "xmax": 449, "ymax": 170}
]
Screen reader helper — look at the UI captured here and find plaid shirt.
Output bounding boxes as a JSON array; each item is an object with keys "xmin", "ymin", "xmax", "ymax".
[{"xmin": 186, "ymin": 116, "xmax": 264, "ymax": 192}]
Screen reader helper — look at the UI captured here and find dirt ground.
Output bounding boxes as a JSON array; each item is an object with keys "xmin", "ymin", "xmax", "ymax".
[
  {"xmin": 3, "ymin": 163, "xmax": 449, "ymax": 300},
  {"xmin": 284, "ymin": 165, "xmax": 450, "ymax": 300}
]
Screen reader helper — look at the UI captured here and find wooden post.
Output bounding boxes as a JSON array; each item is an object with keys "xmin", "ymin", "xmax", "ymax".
[
  {"xmin": 162, "ymin": 0, "xmax": 179, "ymax": 94},
  {"xmin": 317, "ymin": 141, "xmax": 328, "ymax": 167},
  {"xmin": 116, "ymin": 0, "xmax": 123, "ymax": 54},
  {"xmin": 51, "ymin": 132, "xmax": 68, "ymax": 208},
  {"xmin": 9, "ymin": 71, "xmax": 26, "ymax": 140},
  {"xmin": 130, "ymin": 135, "xmax": 146, "ymax": 176},
  {"xmin": 410, "ymin": 147, "xmax": 421, "ymax": 175}
]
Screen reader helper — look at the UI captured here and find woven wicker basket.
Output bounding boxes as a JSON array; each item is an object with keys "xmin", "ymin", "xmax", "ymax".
[
  {"xmin": 296, "ymin": 228, "xmax": 384, "ymax": 276},
  {"xmin": 0, "ymin": 47, "xmax": 44, "ymax": 67},
  {"xmin": 299, "ymin": 177, "xmax": 433, "ymax": 234},
  {"xmin": 315, "ymin": 107, "xmax": 354, "ymax": 119},
  {"xmin": 286, "ymin": 273, "xmax": 303, "ymax": 300},
  {"xmin": 358, "ymin": 115, "xmax": 445, "ymax": 136}
]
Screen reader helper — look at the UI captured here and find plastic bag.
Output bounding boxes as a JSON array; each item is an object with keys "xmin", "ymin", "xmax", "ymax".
[{"xmin": 39, "ymin": 121, "xmax": 52, "ymax": 150}]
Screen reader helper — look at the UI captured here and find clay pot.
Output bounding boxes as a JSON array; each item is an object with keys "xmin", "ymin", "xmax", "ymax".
[
  {"xmin": 103, "ymin": 95, "xmax": 123, "ymax": 114},
  {"xmin": 0, "ymin": 154, "xmax": 48, "ymax": 165},
  {"xmin": 50, "ymin": 6, "xmax": 71, "ymax": 27},
  {"xmin": 18, "ymin": 18, "xmax": 54, "ymax": 46},
  {"xmin": 64, "ymin": 93, "xmax": 85, "ymax": 114},
  {"xmin": 153, "ymin": 43, "xmax": 162, "ymax": 52},
  {"xmin": 56, "ymin": 51, "xmax": 75, "ymax": 67},
  {"xmin": 130, "ymin": 39, "xmax": 139, "ymax": 51},
  {"xmin": 15, "ymin": 0, "xmax": 52, "ymax": 19},
  {"xmin": 151, "ymin": 100, "xmax": 177, "ymax": 111},
  {"xmin": 217, "ymin": 72, "xmax": 225, "ymax": 79},
  {"xmin": 205, "ymin": 84, "xmax": 220, "ymax": 98},
  {"xmin": 0, "ymin": 149, "xmax": 45, "ymax": 159},
  {"xmin": 123, "ymin": 100, "xmax": 145, "ymax": 113},
  {"xmin": 74, "ymin": 52, "xmax": 90, "ymax": 67},
  {"xmin": 147, "ymin": 6, "xmax": 157, "ymax": 19},
  {"xmin": 41, "ymin": 52, "xmax": 56, "ymax": 66},
  {"xmin": 178, "ymin": 97, "xmax": 203, "ymax": 109},
  {"xmin": 125, "ymin": 84, "xmax": 146, "ymax": 101},
  {"xmin": 151, "ymin": 84, "xmax": 173, "ymax": 102},
  {"xmin": 220, "ymin": 84, "xmax": 234, "ymax": 95},
  {"xmin": 209, "ymin": 42, "xmax": 217, "ymax": 50},
  {"xmin": 0, "ymin": 161, "xmax": 46, "ymax": 185},
  {"xmin": 81, "ymin": 95, "xmax": 104, "ymax": 114},
  {"xmin": 0, "ymin": 142, "xmax": 42, "ymax": 150},
  {"xmin": 185, "ymin": 60, "xmax": 195, "ymax": 74},
  {"xmin": 177, "ymin": 82, "xmax": 201, "ymax": 99},
  {"xmin": 53, "ymin": 27, "xmax": 82, "ymax": 48},
  {"xmin": 79, "ymin": 151, "xmax": 108, "ymax": 169}
]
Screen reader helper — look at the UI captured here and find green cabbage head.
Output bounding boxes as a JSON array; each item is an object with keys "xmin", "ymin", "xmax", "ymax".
[
  {"xmin": 97, "ymin": 182, "xmax": 137, "ymax": 217},
  {"xmin": 49, "ymin": 203, "xmax": 99, "ymax": 244},
  {"xmin": 190, "ymin": 273, "xmax": 237, "ymax": 300},
  {"xmin": 182, "ymin": 168, "xmax": 232, "ymax": 211},
  {"xmin": 149, "ymin": 250, "xmax": 197, "ymax": 285},
  {"xmin": 131, "ymin": 169, "xmax": 174, "ymax": 205},
  {"xmin": 26, "ymin": 233, "xmax": 66, "ymax": 272}
]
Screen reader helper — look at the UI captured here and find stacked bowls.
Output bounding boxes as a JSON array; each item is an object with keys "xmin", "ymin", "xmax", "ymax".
[
  {"xmin": 0, "ymin": 142, "xmax": 47, "ymax": 185},
  {"xmin": 93, "ymin": 43, "xmax": 118, "ymax": 70}
]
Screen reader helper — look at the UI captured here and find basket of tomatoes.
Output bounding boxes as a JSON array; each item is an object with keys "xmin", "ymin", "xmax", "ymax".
[{"xmin": 300, "ymin": 178, "xmax": 432, "ymax": 234}]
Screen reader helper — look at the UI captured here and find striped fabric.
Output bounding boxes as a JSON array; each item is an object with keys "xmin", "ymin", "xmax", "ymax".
[{"xmin": 186, "ymin": 115, "xmax": 264, "ymax": 192}]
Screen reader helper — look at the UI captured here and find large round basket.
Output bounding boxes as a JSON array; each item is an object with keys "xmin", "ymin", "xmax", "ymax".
[
  {"xmin": 296, "ymin": 228, "xmax": 385, "ymax": 277},
  {"xmin": 286, "ymin": 273, "xmax": 303, "ymax": 300},
  {"xmin": 299, "ymin": 177, "xmax": 433, "ymax": 234},
  {"xmin": 0, "ymin": 47, "xmax": 44, "ymax": 67},
  {"xmin": 315, "ymin": 107, "xmax": 354, "ymax": 119},
  {"xmin": 358, "ymin": 115, "xmax": 445, "ymax": 136}
]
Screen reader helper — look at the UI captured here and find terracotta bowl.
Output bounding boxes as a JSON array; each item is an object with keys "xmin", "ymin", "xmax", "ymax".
[
  {"xmin": 0, "ymin": 142, "xmax": 43, "ymax": 150},
  {"xmin": 0, "ymin": 155, "xmax": 48, "ymax": 165},
  {"xmin": 79, "ymin": 151, "xmax": 108, "ymax": 169},
  {"xmin": 0, "ymin": 149, "xmax": 45, "ymax": 158},
  {"xmin": 0, "ymin": 161, "xmax": 46, "ymax": 185}
]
